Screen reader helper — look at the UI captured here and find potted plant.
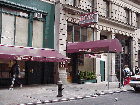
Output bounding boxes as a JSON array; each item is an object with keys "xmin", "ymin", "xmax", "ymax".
[
  {"xmin": 79, "ymin": 71, "xmax": 97, "ymax": 84},
  {"xmin": 79, "ymin": 71, "xmax": 86, "ymax": 84},
  {"xmin": 85, "ymin": 71, "xmax": 97, "ymax": 83}
]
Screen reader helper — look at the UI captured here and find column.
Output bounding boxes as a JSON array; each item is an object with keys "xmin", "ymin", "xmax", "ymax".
[
  {"xmin": 131, "ymin": 36, "xmax": 138, "ymax": 73},
  {"xmin": 54, "ymin": 0, "xmax": 67, "ymax": 84},
  {"xmin": 94, "ymin": 29, "xmax": 101, "ymax": 83},
  {"xmin": 109, "ymin": 33, "xmax": 118, "ymax": 82}
]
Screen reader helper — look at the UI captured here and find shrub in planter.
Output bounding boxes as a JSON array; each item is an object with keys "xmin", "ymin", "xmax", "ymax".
[{"xmin": 80, "ymin": 71, "xmax": 85, "ymax": 79}]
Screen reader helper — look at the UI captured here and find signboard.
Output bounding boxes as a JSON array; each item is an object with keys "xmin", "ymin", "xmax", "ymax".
[
  {"xmin": 79, "ymin": 49, "xmax": 91, "ymax": 52},
  {"xmin": 79, "ymin": 13, "xmax": 98, "ymax": 27},
  {"xmin": 16, "ymin": 56, "xmax": 33, "ymax": 61}
]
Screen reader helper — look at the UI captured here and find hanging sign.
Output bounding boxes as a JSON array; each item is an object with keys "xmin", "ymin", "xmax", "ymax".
[{"xmin": 79, "ymin": 13, "xmax": 98, "ymax": 27}]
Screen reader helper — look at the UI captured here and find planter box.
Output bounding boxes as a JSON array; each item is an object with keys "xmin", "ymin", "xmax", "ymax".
[
  {"xmin": 79, "ymin": 79, "xmax": 86, "ymax": 84},
  {"xmin": 79, "ymin": 79, "xmax": 97, "ymax": 84},
  {"xmin": 86, "ymin": 79, "xmax": 97, "ymax": 83}
]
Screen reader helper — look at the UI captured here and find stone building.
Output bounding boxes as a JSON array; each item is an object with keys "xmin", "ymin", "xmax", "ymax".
[
  {"xmin": 0, "ymin": 0, "xmax": 70, "ymax": 86},
  {"xmin": 53, "ymin": 0, "xmax": 140, "ymax": 84}
]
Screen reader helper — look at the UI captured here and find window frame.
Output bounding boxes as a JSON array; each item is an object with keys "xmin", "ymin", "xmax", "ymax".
[{"xmin": 67, "ymin": 22, "xmax": 94, "ymax": 43}]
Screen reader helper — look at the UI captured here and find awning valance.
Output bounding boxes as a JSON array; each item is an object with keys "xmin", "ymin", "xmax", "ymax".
[
  {"xmin": 67, "ymin": 38, "xmax": 122, "ymax": 54},
  {"xmin": 0, "ymin": 44, "xmax": 70, "ymax": 62}
]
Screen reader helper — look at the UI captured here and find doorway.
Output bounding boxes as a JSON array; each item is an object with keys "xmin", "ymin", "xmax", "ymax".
[
  {"xmin": 25, "ymin": 61, "xmax": 43, "ymax": 85},
  {"xmin": 100, "ymin": 60, "xmax": 105, "ymax": 81}
]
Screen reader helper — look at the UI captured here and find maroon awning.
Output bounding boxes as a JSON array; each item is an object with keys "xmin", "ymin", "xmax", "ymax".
[
  {"xmin": 67, "ymin": 38, "xmax": 122, "ymax": 54},
  {"xmin": 0, "ymin": 44, "xmax": 70, "ymax": 62}
]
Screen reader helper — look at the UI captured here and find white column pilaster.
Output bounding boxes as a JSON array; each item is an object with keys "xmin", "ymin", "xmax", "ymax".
[
  {"xmin": 94, "ymin": 29, "xmax": 101, "ymax": 83},
  {"xmin": 54, "ymin": 0, "xmax": 67, "ymax": 84}
]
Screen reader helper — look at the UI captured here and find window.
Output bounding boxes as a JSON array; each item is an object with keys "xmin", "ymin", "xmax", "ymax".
[
  {"xmin": 67, "ymin": 22, "xmax": 93, "ymax": 43},
  {"xmin": 68, "ymin": 0, "xmax": 80, "ymax": 7},
  {"xmin": 73, "ymin": 0, "xmax": 76, "ymax": 6},
  {"xmin": 0, "ymin": 6, "xmax": 29, "ymax": 46},
  {"xmin": 0, "ymin": 60, "xmax": 25, "ymax": 78},
  {"xmin": 81, "ymin": 27, "xmax": 87, "ymax": 42},
  {"xmin": 125, "ymin": 9, "xmax": 129, "ymax": 24},
  {"xmin": 15, "ymin": 17, "xmax": 28, "ymax": 46},
  {"xmin": 67, "ymin": 23, "xmax": 73, "ymax": 42},
  {"xmin": 1, "ymin": 13, "xmax": 15, "ymax": 45},
  {"xmin": 100, "ymin": 35, "xmax": 107, "ymax": 40},
  {"xmin": 103, "ymin": 0, "xmax": 109, "ymax": 17},
  {"xmin": 87, "ymin": 28, "xmax": 93, "ymax": 41},
  {"xmin": 136, "ymin": 13, "xmax": 140, "ymax": 28},
  {"xmin": 74, "ymin": 25, "xmax": 80, "ymax": 42},
  {"xmin": 32, "ymin": 20, "xmax": 43, "ymax": 48},
  {"xmin": 92, "ymin": 0, "xmax": 94, "ymax": 12}
]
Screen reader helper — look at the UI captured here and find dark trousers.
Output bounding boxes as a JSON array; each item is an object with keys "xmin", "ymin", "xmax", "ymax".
[{"xmin": 12, "ymin": 75, "xmax": 21, "ymax": 86}]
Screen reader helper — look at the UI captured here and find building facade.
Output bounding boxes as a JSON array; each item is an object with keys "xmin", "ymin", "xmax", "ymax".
[
  {"xmin": 0, "ymin": 0, "xmax": 60, "ymax": 86},
  {"xmin": 53, "ymin": 0, "xmax": 140, "ymax": 84}
]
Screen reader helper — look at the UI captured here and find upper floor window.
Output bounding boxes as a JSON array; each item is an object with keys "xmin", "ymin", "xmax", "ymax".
[
  {"xmin": 67, "ymin": 22, "xmax": 93, "ymax": 43},
  {"xmin": 103, "ymin": 0, "xmax": 109, "ymax": 17},
  {"xmin": 68, "ymin": 0, "xmax": 79, "ymax": 7},
  {"xmin": 125, "ymin": 8, "xmax": 129, "ymax": 24},
  {"xmin": 136, "ymin": 13, "xmax": 140, "ymax": 28},
  {"xmin": 92, "ymin": 0, "xmax": 94, "ymax": 12}
]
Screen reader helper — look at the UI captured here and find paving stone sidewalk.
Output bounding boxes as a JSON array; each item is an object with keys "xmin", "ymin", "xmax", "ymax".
[{"xmin": 0, "ymin": 82, "xmax": 134, "ymax": 105}]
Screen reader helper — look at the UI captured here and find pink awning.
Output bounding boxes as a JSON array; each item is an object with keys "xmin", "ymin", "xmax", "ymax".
[
  {"xmin": 0, "ymin": 45, "xmax": 70, "ymax": 62},
  {"xmin": 67, "ymin": 38, "xmax": 122, "ymax": 54}
]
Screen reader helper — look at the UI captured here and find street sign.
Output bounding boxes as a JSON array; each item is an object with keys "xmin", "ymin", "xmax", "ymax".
[{"xmin": 79, "ymin": 12, "xmax": 98, "ymax": 27}]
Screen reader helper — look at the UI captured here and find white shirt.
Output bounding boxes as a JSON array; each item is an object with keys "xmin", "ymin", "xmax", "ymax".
[{"xmin": 124, "ymin": 68, "xmax": 130, "ymax": 73}]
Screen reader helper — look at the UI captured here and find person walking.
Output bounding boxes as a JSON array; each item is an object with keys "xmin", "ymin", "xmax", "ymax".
[
  {"xmin": 123, "ymin": 65, "xmax": 131, "ymax": 85},
  {"xmin": 9, "ymin": 60, "xmax": 22, "ymax": 90}
]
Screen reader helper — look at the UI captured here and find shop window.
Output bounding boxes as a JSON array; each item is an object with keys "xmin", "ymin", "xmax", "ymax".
[
  {"xmin": 74, "ymin": 25, "xmax": 80, "ymax": 42},
  {"xmin": 32, "ymin": 20, "xmax": 43, "ymax": 48},
  {"xmin": 15, "ymin": 17, "xmax": 28, "ymax": 46},
  {"xmin": 67, "ymin": 23, "xmax": 73, "ymax": 42},
  {"xmin": 81, "ymin": 27, "xmax": 87, "ymax": 42},
  {"xmin": 0, "ymin": 60, "xmax": 25, "ymax": 78}
]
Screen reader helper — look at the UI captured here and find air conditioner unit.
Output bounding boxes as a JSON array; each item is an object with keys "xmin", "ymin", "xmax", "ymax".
[{"xmin": 34, "ymin": 13, "xmax": 42, "ymax": 19}]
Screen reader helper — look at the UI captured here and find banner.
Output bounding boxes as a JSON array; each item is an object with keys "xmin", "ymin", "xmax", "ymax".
[{"xmin": 85, "ymin": 54, "xmax": 101, "ymax": 58}]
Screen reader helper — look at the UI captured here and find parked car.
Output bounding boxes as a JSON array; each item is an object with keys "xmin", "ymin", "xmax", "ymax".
[{"xmin": 129, "ymin": 72, "xmax": 140, "ymax": 92}]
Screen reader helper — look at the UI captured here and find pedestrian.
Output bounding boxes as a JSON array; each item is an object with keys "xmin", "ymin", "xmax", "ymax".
[
  {"xmin": 123, "ymin": 65, "xmax": 131, "ymax": 85},
  {"xmin": 135, "ymin": 66, "xmax": 139, "ymax": 74},
  {"xmin": 9, "ymin": 60, "xmax": 22, "ymax": 89}
]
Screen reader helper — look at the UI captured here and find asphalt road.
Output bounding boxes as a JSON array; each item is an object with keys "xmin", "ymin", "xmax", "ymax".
[{"xmin": 45, "ymin": 90, "xmax": 140, "ymax": 105}]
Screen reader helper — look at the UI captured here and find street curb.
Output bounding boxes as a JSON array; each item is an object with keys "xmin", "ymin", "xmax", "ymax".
[{"xmin": 18, "ymin": 89, "xmax": 133, "ymax": 105}]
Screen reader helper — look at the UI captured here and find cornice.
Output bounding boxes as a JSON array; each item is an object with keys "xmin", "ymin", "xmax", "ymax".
[{"xmin": 98, "ymin": 15, "xmax": 138, "ymax": 31}]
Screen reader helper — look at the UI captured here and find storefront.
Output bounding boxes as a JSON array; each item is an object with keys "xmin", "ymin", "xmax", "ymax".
[
  {"xmin": 115, "ymin": 34, "xmax": 132, "ymax": 73},
  {"xmin": 66, "ymin": 39, "xmax": 122, "ymax": 83},
  {"xmin": 0, "ymin": 45, "xmax": 70, "ymax": 86},
  {"xmin": 0, "ymin": 0, "xmax": 71, "ymax": 86},
  {"xmin": 66, "ymin": 22, "xmax": 94, "ymax": 83}
]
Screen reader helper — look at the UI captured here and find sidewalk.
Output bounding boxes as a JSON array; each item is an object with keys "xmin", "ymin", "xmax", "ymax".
[{"xmin": 0, "ymin": 82, "xmax": 133, "ymax": 105}]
